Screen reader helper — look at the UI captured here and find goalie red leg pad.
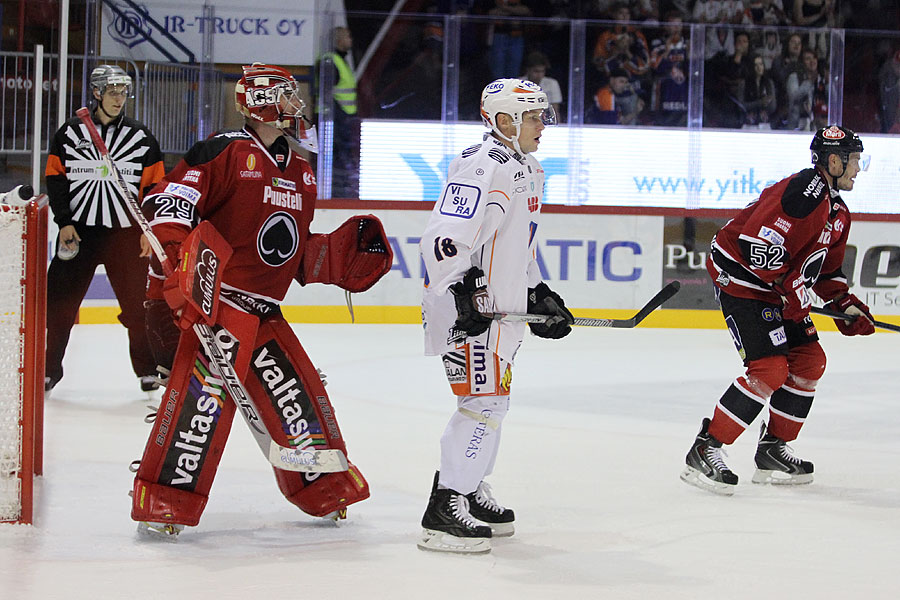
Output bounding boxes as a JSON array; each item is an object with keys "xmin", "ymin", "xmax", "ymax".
[
  {"xmin": 243, "ymin": 316, "xmax": 369, "ymax": 516},
  {"xmin": 131, "ymin": 478, "xmax": 208, "ymax": 526},
  {"xmin": 709, "ymin": 355, "xmax": 788, "ymax": 444},
  {"xmin": 131, "ymin": 304, "xmax": 260, "ymax": 525}
]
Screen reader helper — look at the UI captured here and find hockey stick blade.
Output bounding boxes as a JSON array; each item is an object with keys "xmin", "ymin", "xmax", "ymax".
[
  {"xmin": 810, "ymin": 306, "xmax": 900, "ymax": 333},
  {"xmin": 449, "ymin": 281, "xmax": 681, "ymax": 343},
  {"xmin": 75, "ymin": 107, "xmax": 348, "ymax": 473}
]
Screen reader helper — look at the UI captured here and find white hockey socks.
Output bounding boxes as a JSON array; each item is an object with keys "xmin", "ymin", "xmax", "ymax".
[{"xmin": 439, "ymin": 394, "xmax": 509, "ymax": 495}]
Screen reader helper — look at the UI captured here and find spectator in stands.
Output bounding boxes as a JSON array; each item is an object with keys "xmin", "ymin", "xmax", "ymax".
[
  {"xmin": 744, "ymin": 0, "xmax": 790, "ymax": 26},
  {"xmin": 521, "ymin": 51, "xmax": 564, "ymax": 121},
  {"xmin": 585, "ymin": 67, "xmax": 644, "ymax": 125},
  {"xmin": 592, "ymin": 3, "xmax": 651, "ymax": 81},
  {"xmin": 316, "ymin": 26, "xmax": 360, "ymax": 198},
  {"xmin": 704, "ymin": 30, "xmax": 753, "ymax": 128},
  {"xmin": 792, "ymin": 0, "xmax": 838, "ymax": 59},
  {"xmin": 785, "ymin": 48, "xmax": 826, "ymax": 130},
  {"xmin": 740, "ymin": 53, "xmax": 778, "ymax": 128},
  {"xmin": 694, "ymin": 0, "xmax": 745, "ymax": 60},
  {"xmin": 649, "ymin": 10, "xmax": 688, "ymax": 126},
  {"xmin": 487, "ymin": 0, "xmax": 532, "ymax": 79},
  {"xmin": 879, "ymin": 49, "xmax": 900, "ymax": 133},
  {"xmin": 43, "ymin": 65, "xmax": 164, "ymax": 396},
  {"xmin": 757, "ymin": 29, "xmax": 783, "ymax": 70}
]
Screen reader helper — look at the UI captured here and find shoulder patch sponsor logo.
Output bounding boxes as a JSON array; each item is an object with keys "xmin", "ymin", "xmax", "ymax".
[
  {"xmin": 75, "ymin": 138, "xmax": 92, "ymax": 150},
  {"xmin": 514, "ymin": 171, "xmax": 525, "ymax": 181},
  {"xmin": 527, "ymin": 195, "xmax": 539, "ymax": 212},
  {"xmin": 164, "ymin": 182, "xmax": 202, "ymax": 204},
  {"xmin": 716, "ymin": 271, "xmax": 731, "ymax": 287},
  {"xmin": 769, "ymin": 326, "xmax": 787, "ymax": 346},
  {"xmin": 247, "ymin": 154, "xmax": 257, "ymax": 170},
  {"xmin": 758, "ymin": 226, "xmax": 784, "ymax": 246},
  {"xmin": 439, "ymin": 182, "xmax": 480, "ymax": 218},
  {"xmin": 774, "ymin": 217, "xmax": 792, "ymax": 233},
  {"xmin": 183, "ymin": 169, "xmax": 201, "ymax": 184},
  {"xmin": 271, "ymin": 177, "xmax": 297, "ymax": 191},
  {"xmin": 303, "ymin": 171, "xmax": 316, "ymax": 187},
  {"xmin": 803, "ymin": 175, "xmax": 825, "ymax": 198}
]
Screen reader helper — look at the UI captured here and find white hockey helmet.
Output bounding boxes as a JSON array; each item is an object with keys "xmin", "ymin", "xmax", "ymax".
[{"xmin": 480, "ymin": 78, "xmax": 556, "ymax": 154}]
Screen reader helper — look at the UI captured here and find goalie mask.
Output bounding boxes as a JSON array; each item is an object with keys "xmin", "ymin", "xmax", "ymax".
[
  {"xmin": 480, "ymin": 78, "xmax": 556, "ymax": 155},
  {"xmin": 235, "ymin": 63, "xmax": 317, "ymax": 152}
]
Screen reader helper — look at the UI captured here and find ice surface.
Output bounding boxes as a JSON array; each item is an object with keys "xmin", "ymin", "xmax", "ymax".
[{"xmin": 2, "ymin": 323, "xmax": 899, "ymax": 599}]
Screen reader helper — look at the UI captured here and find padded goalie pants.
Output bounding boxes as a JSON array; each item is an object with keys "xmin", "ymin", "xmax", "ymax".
[{"xmin": 131, "ymin": 304, "xmax": 369, "ymax": 526}]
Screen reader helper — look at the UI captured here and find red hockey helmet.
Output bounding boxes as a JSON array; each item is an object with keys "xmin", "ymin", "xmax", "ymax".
[{"xmin": 235, "ymin": 63, "xmax": 314, "ymax": 149}]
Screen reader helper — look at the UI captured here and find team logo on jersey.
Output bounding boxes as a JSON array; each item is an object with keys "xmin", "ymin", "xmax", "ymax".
[
  {"xmin": 257, "ymin": 211, "xmax": 299, "ymax": 267},
  {"xmin": 271, "ymin": 177, "xmax": 296, "ymax": 191}
]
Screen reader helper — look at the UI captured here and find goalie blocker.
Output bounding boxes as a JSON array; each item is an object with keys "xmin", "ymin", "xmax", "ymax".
[{"xmin": 133, "ymin": 216, "xmax": 388, "ymax": 527}]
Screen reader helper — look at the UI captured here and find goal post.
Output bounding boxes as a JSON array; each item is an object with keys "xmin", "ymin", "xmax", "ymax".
[{"xmin": 0, "ymin": 198, "xmax": 48, "ymax": 524}]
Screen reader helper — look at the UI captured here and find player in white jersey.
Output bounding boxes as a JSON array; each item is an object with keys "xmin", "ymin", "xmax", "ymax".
[{"xmin": 417, "ymin": 79, "xmax": 572, "ymax": 554}]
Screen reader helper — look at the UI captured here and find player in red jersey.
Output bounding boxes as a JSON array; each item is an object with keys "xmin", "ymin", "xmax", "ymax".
[
  {"xmin": 130, "ymin": 63, "xmax": 391, "ymax": 538},
  {"xmin": 681, "ymin": 125, "xmax": 873, "ymax": 495}
]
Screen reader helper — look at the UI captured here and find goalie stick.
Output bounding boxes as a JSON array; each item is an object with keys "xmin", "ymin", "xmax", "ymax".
[
  {"xmin": 75, "ymin": 107, "xmax": 348, "ymax": 473},
  {"xmin": 810, "ymin": 305, "xmax": 900, "ymax": 333},
  {"xmin": 449, "ymin": 281, "xmax": 681, "ymax": 343}
]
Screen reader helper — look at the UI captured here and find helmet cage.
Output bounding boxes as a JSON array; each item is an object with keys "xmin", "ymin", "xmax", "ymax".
[
  {"xmin": 235, "ymin": 63, "xmax": 309, "ymax": 136},
  {"xmin": 480, "ymin": 78, "xmax": 556, "ymax": 154}
]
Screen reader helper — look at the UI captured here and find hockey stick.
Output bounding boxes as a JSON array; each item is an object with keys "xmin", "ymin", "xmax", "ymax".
[
  {"xmin": 810, "ymin": 305, "xmax": 900, "ymax": 333},
  {"xmin": 449, "ymin": 281, "xmax": 681, "ymax": 343},
  {"xmin": 75, "ymin": 107, "xmax": 348, "ymax": 473}
]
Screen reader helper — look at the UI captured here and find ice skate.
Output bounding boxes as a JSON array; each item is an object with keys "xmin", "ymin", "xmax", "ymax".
[
  {"xmin": 752, "ymin": 421, "xmax": 814, "ymax": 485},
  {"xmin": 136, "ymin": 520, "xmax": 184, "ymax": 542},
  {"xmin": 418, "ymin": 486, "xmax": 491, "ymax": 554},
  {"xmin": 466, "ymin": 481, "xmax": 515, "ymax": 537},
  {"xmin": 680, "ymin": 418, "xmax": 739, "ymax": 495}
]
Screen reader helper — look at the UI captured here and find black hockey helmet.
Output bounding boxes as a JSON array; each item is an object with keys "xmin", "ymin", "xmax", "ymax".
[{"xmin": 810, "ymin": 125, "xmax": 865, "ymax": 169}]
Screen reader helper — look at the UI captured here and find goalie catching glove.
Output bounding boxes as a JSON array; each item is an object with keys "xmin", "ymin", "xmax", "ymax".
[
  {"xmin": 527, "ymin": 282, "xmax": 574, "ymax": 339},
  {"xmin": 450, "ymin": 266, "xmax": 492, "ymax": 337},
  {"xmin": 825, "ymin": 293, "xmax": 875, "ymax": 336},
  {"xmin": 298, "ymin": 215, "xmax": 392, "ymax": 292}
]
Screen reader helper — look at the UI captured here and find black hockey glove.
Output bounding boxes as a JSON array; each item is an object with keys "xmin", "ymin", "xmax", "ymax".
[
  {"xmin": 449, "ymin": 266, "xmax": 492, "ymax": 337},
  {"xmin": 527, "ymin": 282, "xmax": 574, "ymax": 339}
]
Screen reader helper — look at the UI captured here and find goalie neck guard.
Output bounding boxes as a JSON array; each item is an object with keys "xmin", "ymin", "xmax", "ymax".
[
  {"xmin": 480, "ymin": 78, "xmax": 556, "ymax": 156},
  {"xmin": 235, "ymin": 63, "xmax": 315, "ymax": 151}
]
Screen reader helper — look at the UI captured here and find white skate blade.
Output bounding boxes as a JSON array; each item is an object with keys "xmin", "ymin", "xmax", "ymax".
[
  {"xmin": 680, "ymin": 465, "xmax": 736, "ymax": 496},
  {"xmin": 751, "ymin": 469, "xmax": 813, "ymax": 485},
  {"xmin": 417, "ymin": 528, "xmax": 491, "ymax": 554},
  {"xmin": 136, "ymin": 520, "xmax": 184, "ymax": 542}
]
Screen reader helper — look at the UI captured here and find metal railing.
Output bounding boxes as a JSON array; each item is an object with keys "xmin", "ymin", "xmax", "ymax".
[{"xmin": 0, "ymin": 51, "xmax": 224, "ymax": 156}]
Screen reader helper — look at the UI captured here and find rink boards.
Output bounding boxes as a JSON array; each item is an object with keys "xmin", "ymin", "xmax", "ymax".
[{"xmin": 76, "ymin": 204, "xmax": 900, "ymax": 330}]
